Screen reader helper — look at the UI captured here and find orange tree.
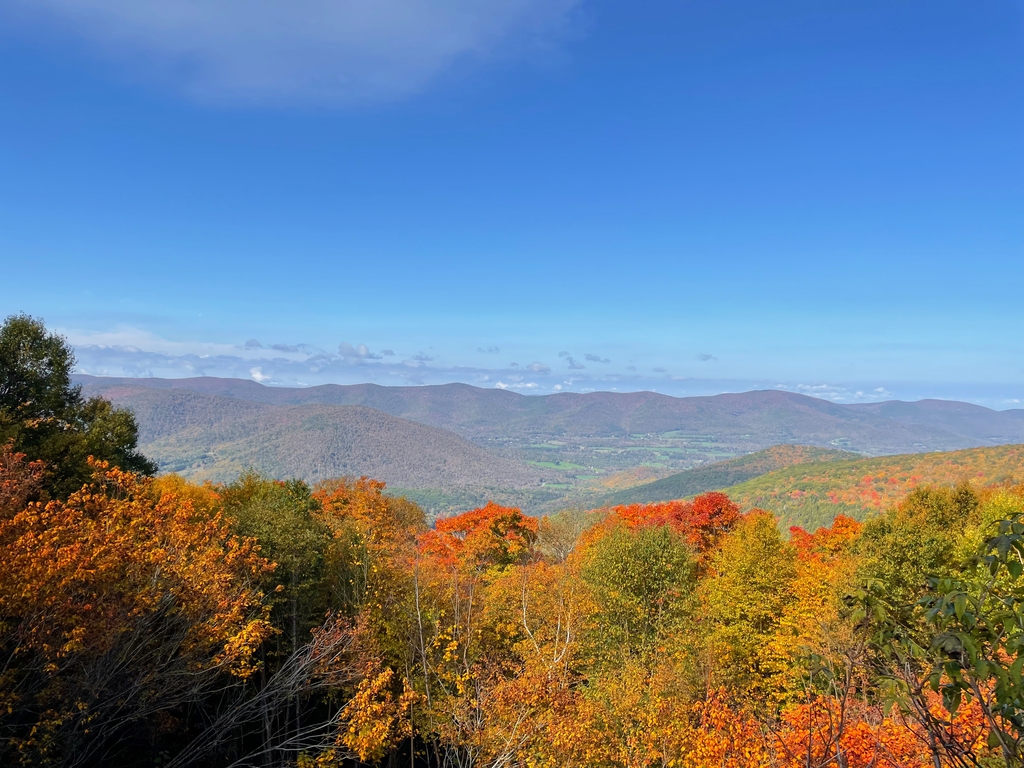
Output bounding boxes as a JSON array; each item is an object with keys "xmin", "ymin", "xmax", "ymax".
[
  {"xmin": 0, "ymin": 446, "xmax": 273, "ymax": 767},
  {"xmin": 312, "ymin": 477, "xmax": 427, "ymax": 763},
  {"xmin": 412, "ymin": 501, "xmax": 539, "ymax": 766}
]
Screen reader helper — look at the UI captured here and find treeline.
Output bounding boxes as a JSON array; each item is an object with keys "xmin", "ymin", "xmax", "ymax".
[{"xmin": 4, "ymin": 316, "xmax": 1024, "ymax": 767}]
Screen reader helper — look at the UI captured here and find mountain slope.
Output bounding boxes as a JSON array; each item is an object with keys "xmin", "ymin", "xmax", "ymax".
[
  {"xmin": 600, "ymin": 445, "xmax": 860, "ymax": 506},
  {"xmin": 718, "ymin": 444, "xmax": 1024, "ymax": 531},
  {"xmin": 95, "ymin": 385, "xmax": 544, "ymax": 489},
  {"xmin": 75, "ymin": 375, "xmax": 1024, "ymax": 454}
]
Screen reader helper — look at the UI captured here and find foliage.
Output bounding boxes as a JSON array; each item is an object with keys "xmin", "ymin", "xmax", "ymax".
[
  {"xmin": 579, "ymin": 522, "xmax": 696, "ymax": 664},
  {"xmin": 855, "ymin": 487, "xmax": 1024, "ymax": 767},
  {"xmin": 0, "ymin": 314, "xmax": 155, "ymax": 496},
  {"xmin": 698, "ymin": 510, "xmax": 798, "ymax": 701},
  {"xmin": 0, "ymin": 446, "xmax": 273, "ymax": 767}
]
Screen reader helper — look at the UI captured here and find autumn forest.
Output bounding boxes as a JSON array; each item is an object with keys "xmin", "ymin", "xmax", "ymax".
[{"xmin": 4, "ymin": 315, "xmax": 1024, "ymax": 768}]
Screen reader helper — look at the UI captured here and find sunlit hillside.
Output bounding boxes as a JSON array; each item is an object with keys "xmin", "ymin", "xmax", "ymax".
[{"xmin": 719, "ymin": 443, "xmax": 1024, "ymax": 530}]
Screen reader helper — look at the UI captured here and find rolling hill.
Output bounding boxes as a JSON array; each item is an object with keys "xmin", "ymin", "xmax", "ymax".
[
  {"xmin": 717, "ymin": 444, "xmax": 1024, "ymax": 531},
  {"xmin": 599, "ymin": 445, "xmax": 859, "ymax": 506},
  {"xmin": 93, "ymin": 385, "xmax": 545, "ymax": 489}
]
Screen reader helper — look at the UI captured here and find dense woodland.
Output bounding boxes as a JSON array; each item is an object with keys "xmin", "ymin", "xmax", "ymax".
[{"xmin": 5, "ymin": 315, "xmax": 1024, "ymax": 767}]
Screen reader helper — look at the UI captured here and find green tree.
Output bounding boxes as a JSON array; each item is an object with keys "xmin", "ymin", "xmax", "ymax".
[
  {"xmin": 220, "ymin": 472, "xmax": 332, "ymax": 652},
  {"xmin": 856, "ymin": 489, "xmax": 1024, "ymax": 767},
  {"xmin": 857, "ymin": 484, "xmax": 980, "ymax": 605},
  {"xmin": 580, "ymin": 522, "xmax": 696, "ymax": 665},
  {"xmin": 0, "ymin": 313, "xmax": 155, "ymax": 495}
]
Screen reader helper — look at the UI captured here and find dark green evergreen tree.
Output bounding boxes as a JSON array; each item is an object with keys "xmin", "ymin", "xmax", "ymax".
[{"xmin": 0, "ymin": 313, "xmax": 155, "ymax": 496}]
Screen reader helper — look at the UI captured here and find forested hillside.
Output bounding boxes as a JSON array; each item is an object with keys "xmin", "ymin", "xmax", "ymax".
[
  {"xmin": 87, "ymin": 385, "xmax": 545, "ymax": 488},
  {"xmin": 719, "ymin": 443, "xmax": 1024, "ymax": 529},
  {"xmin": 600, "ymin": 445, "xmax": 858, "ymax": 506}
]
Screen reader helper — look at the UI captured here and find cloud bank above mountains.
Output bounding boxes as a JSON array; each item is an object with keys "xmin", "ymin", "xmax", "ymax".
[
  {"xmin": 62, "ymin": 327, "xmax": 1024, "ymax": 408},
  {"xmin": 7, "ymin": 0, "xmax": 584, "ymax": 103}
]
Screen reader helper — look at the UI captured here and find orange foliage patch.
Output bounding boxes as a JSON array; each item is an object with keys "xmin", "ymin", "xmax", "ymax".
[
  {"xmin": 419, "ymin": 500, "xmax": 538, "ymax": 570},
  {"xmin": 789, "ymin": 514, "xmax": 863, "ymax": 562},
  {"xmin": 611, "ymin": 491, "xmax": 741, "ymax": 552}
]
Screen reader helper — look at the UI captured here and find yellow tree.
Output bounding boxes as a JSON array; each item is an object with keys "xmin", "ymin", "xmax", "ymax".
[{"xmin": 697, "ymin": 510, "xmax": 798, "ymax": 703}]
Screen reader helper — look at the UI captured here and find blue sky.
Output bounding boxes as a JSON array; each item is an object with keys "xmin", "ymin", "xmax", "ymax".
[{"xmin": 1, "ymin": 0, "xmax": 1022, "ymax": 406}]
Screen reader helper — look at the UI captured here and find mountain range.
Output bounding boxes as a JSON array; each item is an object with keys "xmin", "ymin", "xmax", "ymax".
[
  {"xmin": 78, "ymin": 375, "xmax": 1024, "ymax": 447},
  {"xmin": 75, "ymin": 375, "xmax": 1024, "ymax": 514}
]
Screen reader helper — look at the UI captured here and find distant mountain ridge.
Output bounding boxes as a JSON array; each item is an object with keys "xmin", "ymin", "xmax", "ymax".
[
  {"xmin": 75, "ymin": 376, "xmax": 1024, "ymax": 515},
  {"xmin": 75, "ymin": 375, "xmax": 1024, "ymax": 454}
]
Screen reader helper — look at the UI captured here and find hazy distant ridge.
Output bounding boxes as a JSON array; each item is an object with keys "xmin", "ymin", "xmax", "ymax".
[{"xmin": 76, "ymin": 375, "xmax": 1024, "ymax": 454}]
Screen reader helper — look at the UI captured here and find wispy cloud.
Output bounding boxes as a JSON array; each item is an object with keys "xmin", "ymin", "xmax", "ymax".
[
  {"xmin": 773, "ymin": 382, "xmax": 893, "ymax": 403},
  {"xmin": 10, "ymin": 0, "xmax": 585, "ymax": 104},
  {"xmin": 558, "ymin": 351, "xmax": 585, "ymax": 370},
  {"xmin": 584, "ymin": 353, "xmax": 610, "ymax": 363},
  {"xmin": 337, "ymin": 342, "xmax": 382, "ymax": 360},
  {"xmin": 697, "ymin": 353, "xmax": 717, "ymax": 362}
]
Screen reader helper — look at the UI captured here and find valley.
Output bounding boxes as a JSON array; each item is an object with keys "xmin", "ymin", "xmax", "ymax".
[{"xmin": 76, "ymin": 374, "xmax": 1024, "ymax": 517}]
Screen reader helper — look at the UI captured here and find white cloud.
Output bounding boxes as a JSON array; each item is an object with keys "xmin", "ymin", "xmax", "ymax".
[
  {"xmin": 495, "ymin": 380, "xmax": 537, "ymax": 390},
  {"xmin": 250, "ymin": 366, "xmax": 270, "ymax": 382},
  {"xmin": 10, "ymin": 0, "xmax": 585, "ymax": 104}
]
